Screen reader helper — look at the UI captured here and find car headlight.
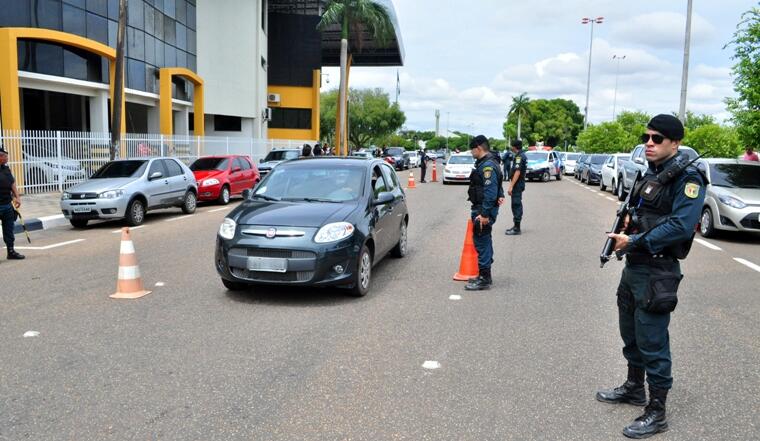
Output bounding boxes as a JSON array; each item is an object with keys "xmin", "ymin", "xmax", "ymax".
[
  {"xmin": 202, "ymin": 178, "xmax": 220, "ymax": 187},
  {"xmin": 314, "ymin": 222, "xmax": 355, "ymax": 243},
  {"xmin": 99, "ymin": 190, "xmax": 124, "ymax": 199},
  {"xmin": 445, "ymin": 167, "xmax": 452, "ymax": 172},
  {"xmin": 218, "ymin": 218, "xmax": 237, "ymax": 240},
  {"xmin": 62, "ymin": 192, "xmax": 71, "ymax": 200},
  {"xmin": 719, "ymin": 195, "xmax": 747, "ymax": 209}
]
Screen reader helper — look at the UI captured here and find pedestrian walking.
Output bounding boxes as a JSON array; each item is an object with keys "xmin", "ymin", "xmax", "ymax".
[
  {"xmin": 598, "ymin": 114, "xmax": 705, "ymax": 439},
  {"xmin": 301, "ymin": 144, "xmax": 312, "ymax": 157},
  {"xmin": 742, "ymin": 146, "xmax": 759, "ymax": 162},
  {"xmin": 419, "ymin": 148, "xmax": 429, "ymax": 183},
  {"xmin": 465, "ymin": 135, "xmax": 503, "ymax": 291},
  {"xmin": 0, "ymin": 146, "xmax": 25, "ymax": 260},
  {"xmin": 505, "ymin": 139, "xmax": 527, "ymax": 235}
]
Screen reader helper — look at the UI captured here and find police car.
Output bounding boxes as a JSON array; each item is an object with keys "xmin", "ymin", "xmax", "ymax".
[{"xmin": 443, "ymin": 152, "xmax": 476, "ymax": 184}]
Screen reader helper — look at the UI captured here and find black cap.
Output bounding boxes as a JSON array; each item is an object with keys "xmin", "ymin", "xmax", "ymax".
[
  {"xmin": 647, "ymin": 114, "xmax": 684, "ymax": 141},
  {"xmin": 469, "ymin": 135, "xmax": 488, "ymax": 149},
  {"xmin": 0, "ymin": 146, "xmax": 7, "ymax": 155},
  {"xmin": 511, "ymin": 139, "xmax": 523, "ymax": 149}
]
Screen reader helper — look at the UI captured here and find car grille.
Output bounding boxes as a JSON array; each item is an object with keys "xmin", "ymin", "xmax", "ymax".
[
  {"xmin": 69, "ymin": 192, "xmax": 98, "ymax": 199},
  {"xmin": 230, "ymin": 267, "xmax": 314, "ymax": 282},
  {"xmin": 740, "ymin": 213, "xmax": 760, "ymax": 229},
  {"xmin": 229, "ymin": 248, "xmax": 315, "ymax": 259}
]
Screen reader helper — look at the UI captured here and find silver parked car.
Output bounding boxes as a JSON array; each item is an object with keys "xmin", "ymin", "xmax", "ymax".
[
  {"xmin": 61, "ymin": 158, "xmax": 198, "ymax": 228},
  {"xmin": 698, "ymin": 158, "xmax": 760, "ymax": 237}
]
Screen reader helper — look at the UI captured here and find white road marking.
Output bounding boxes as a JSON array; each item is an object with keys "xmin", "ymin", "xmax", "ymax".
[
  {"xmin": 164, "ymin": 215, "xmax": 193, "ymax": 222},
  {"xmin": 733, "ymin": 258, "xmax": 760, "ymax": 273},
  {"xmin": 208, "ymin": 207, "xmax": 232, "ymax": 213},
  {"xmin": 23, "ymin": 331, "xmax": 40, "ymax": 338},
  {"xmin": 449, "ymin": 295, "xmax": 462, "ymax": 300},
  {"xmin": 10, "ymin": 239, "xmax": 85, "ymax": 250},
  {"xmin": 112, "ymin": 225, "xmax": 145, "ymax": 233},
  {"xmin": 694, "ymin": 238, "xmax": 723, "ymax": 251},
  {"xmin": 155, "ymin": 282, "xmax": 165, "ymax": 287},
  {"xmin": 597, "ymin": 193, "xmax": 606, "ymax": 197},
  {"xmin": 422, "ymin": 360, "xmax": 441, "ymax": 370},
  {"xmin": 606, "ymin": 197, "xmax": 616, "ymax": 201}
]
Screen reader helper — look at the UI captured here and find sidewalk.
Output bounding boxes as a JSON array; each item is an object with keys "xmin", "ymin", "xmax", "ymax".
[{"xmin": 0, "ymin": 192, "xmax": 68, "ymax": 238}]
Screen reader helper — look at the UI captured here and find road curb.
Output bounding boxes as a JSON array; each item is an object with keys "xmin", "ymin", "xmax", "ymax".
[{"xmin": 0, "ymin": 214, "xmax": 67, "ymax": 238}]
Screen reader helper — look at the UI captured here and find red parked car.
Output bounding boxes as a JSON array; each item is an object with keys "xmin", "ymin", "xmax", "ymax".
[{"xmin": 190, "ymin": 155, "xmax": 260, "ymax": 204}]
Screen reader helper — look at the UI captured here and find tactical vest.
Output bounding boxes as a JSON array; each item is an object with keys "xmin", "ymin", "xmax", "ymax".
[{"xmin": 468, "ymin": 158, "xmax": 502, "ymax": 206}]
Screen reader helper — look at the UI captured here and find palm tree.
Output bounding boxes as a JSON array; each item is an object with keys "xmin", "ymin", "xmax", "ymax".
[
  {"xmin": 318, "ymin": 0, "xmax": 394, "ymax": 155},
  {"xmin": 509, "ymin": 93, "xmax": 531, "ymax": 140}
]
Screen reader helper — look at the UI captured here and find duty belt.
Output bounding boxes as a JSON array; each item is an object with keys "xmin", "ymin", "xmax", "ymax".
[{"xmin": 626, "ymin": 253, "xmax": 676, "ymax": 266}]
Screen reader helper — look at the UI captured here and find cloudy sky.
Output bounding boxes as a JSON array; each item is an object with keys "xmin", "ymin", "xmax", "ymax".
[{"xmin": 320, "ymin": 0, "xmax": 758, "ymax": 139}]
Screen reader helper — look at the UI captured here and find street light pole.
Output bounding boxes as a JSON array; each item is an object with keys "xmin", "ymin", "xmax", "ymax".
[
  {"xmin": 446, "ymin": 112, "xmax": 450, "ymax": 151},
  {"xmin": 678, "ymin": 0, "xmax": 693, "ymax": 123},
  {"xmin": 110, "ymin": 0, "xmax": 127, "ymax": 160},
  {"xmin": 581, "ymin": 16, "xmax": 604, "ymax": 130},
  {"xmin": 612, "ymin": 54, "xmax": 626, "ymax": 120}
]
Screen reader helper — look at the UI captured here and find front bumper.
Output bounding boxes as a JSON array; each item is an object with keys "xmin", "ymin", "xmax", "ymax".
[
  {"xmin": 714, "ymin": 203, "xmax": 760, "ymax": 233},
  {"xmin": 526, "ymin": 167, "xmax": 550, "ymax": 179},
  {"xmin": 587, "ymin": 170, "xmax": 602, "ymax": 183},
  {"xmin": 198, "ymin": 184, "xmax": 223, "ymax": 201},
  {"xmin": 564, "ymin": 164, "xmax": 576, "ymax": 174},
  {"xmin": 443, "ymin": 171, "xmax": 471, "ymax": 182},
  {"xmin": 60, "ymin": 196, "xmax": 130, "ymax": 220},
  {"xmin": 215, "ymin": 229, "xmax": 360, "ymax": 287}
]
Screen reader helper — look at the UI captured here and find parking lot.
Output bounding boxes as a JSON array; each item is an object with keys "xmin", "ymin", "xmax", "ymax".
[{"xmin": 2, "ymin": 167, "xmax": 759, "ymax": 440}]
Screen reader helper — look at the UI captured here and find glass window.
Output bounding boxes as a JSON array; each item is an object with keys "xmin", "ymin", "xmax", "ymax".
[
  {"xmin": 186, "ymin": 3, "xmax": 195, "ymax": 29},
  {"xmin": 0, "ymin": 0, "xmax": 31, "ymax": 27},
  {"xmin": 127, "ymin": 58, "xmax": 146, "ymax": 90},
  {"xmin": 147, "ymin": 159, "xmax": 165, "ymax": 178},
  {"xmin": 32, "ymin": 0, "xmax": 63, "ymax": 30},
  {"xmin": 232, "ymin": 157, "xmax": 245, "ymax": 171},
  {"xmin": 154, "ymin": 39, "xmax": 164, "ymax": 66},
  {"xmin": 63, "ymin": 4, "xmax": 86, "ymax": 36},
  {"xmin": 256, "ymin": 165, "xmax": 366, "ymax": 202},
  {"xmin": 144, "ymin": 34, "xmax": 155, "ymax": 65},
  {"xmin": 447, "ymin": 155, "xmax": 475, "ymax": 165},
  {"xmin": 145, "ymin": 65, "xmax": 158, "ymax": 93},
  {"xmin": 108, "ymin": 19, "xmax": 117, "ymax": 46},
  {"xmin": 175, "ymin": 0, "xmax": 186, "ymax": 24},
  {"xmin": 709, "ymin": 164, "xmax": 760, "ymax": 188},
  {"xmin": 214, "ymin": 115, "xmax": 242, "ymax": 132},
  {"xmin": 164, "ymin": 44, "xmax": 176, "ymax": 67},
  {"xmin": 269, "ymin": 108, "xmax": 312, "ymax": 130},
  {"xmin": 371, "ymin": 166, "xmax": 387, "ymax": 197},
  {"xmin": 64, "ymin": 0, "xmax": 86, "ymax": 8},
  {"xmin": 127, "ymin": 27, "xmax": 145, "ymax": 60},
  {"xmin": 190, "ymin": 157, "xmax": 229, "ymax": 171},
  {"xmin": 163, "ymin": 159, "xmax": 183, "ymax": 177},
  {"xmin": 186, "ymin": 29, "xmax": 195, "ymax": 54},
  {"xmin": 107, "ymin": 0, "xmax": 118, "ymax": 20},
  {"xmin": 86, "ymin": 11, "xmax": 108, "ymax": 44},
  {"xmin": 144, "ymin": 4, "xmax": 154, "ymax": 34},
  {"xmin": 86, "ymin": 0, "xmax": 107, "ymax": 17},
  {"xmin": 63, "ymin": 48, "xmax": 88, "ymax": 80},
  {"xmin": 163, "ymin": 0, "xmax": 175, "ymax": 18},
  {"xmin": 238, "ymin": 157, "xmax": 252, "ymax": 170},
  {"xmin": 187, "ymin": 54, "xmax": 196, "ymax": 71},
  {"xmin": 127, "ymin": 0, "xmax": 143, "ymax": 27},
  {"xmin": 94, "ymin": 160, "xmax": 149, "ymax": 178},
  {"xmin": 176, "ymin": 50, "xmax": 186, "ymax": 68},
  {"xmin": 163, "ymin": 16, "xmax": 176, "ymax": 45},
  {"xmin": 153, "ymin": 8, "xmax": 164, "ymax": 39},
  {"xmin": 175, "ymin": 22, "xmax": 186, "ymax": 50},
  {"xmin": 380, "ymin": 164, "xmax": 397, "ymax": 191}
]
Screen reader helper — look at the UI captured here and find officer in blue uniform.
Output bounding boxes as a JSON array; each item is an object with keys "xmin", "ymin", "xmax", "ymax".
[
  {"xmin": 597, "ymin": 114, "xmax": 705, "ymax": 439},
  {"xmin": 0, "ymin": 146, "xmax": 25, "ymax": 260},
  {"xmin": 505, "ymin": 139, "xmax": 527, "ymax": 235},
  {"xmin": 466, "ymin": 135, "xmax": 503, "ymax": 291}
]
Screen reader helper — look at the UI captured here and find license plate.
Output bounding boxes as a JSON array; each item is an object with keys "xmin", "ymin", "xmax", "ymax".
[
  {"xmin": 457, "ymin": 175, "xmax": 465, "ymax": 178},
  {"xmin": 72, "ymin": 207, "xmax": 92, "ymax": 213},
  {"xmin": 247, "ymin": 257, "xmax": 287, "ymax": 273}
]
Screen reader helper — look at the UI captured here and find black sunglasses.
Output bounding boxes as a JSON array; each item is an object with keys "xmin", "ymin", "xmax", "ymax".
[{"xmin": 640, "ymin": 133, "xmax": 666, "ymax": 144}]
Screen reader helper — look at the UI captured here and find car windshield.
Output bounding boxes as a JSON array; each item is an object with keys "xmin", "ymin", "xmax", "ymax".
[
  {"xmin": 448, "ymin": 155, "xmax": 475, "ymax": 164},
  {"xmin": 255, "ymin": 165, "xmax": 367, "ymax": 202},
  {"xmin": 408, "ymin": 152, "xmax": 418, "ymax": 157},
  {"xmin": 91, "ymin": 160, "xmax": 148, "ymax": 178},
  {"xmin": 710, "ymin": 164, "xmax": 760, "ymax": 188},
  {"xmin": 566, "ymin": 153, "xmax": 581, "ymax": 160},
  {"xmin": 526, "ymin": 152, "xmax": 549, "ymax": 161},
  {"xmin": 190, "ymin": 157, "xmax": 230, "ymax": 171},
  {"xmin": 264, "ymin": 150, "xmax": 299, "ymax": 162},
  {"xmin": 616, "ymin": 157, "xmax": 628, "ymax": 165},
  {"xmin": 386, "ymin": 147, "xmax": 405, "ymax": 156},
  {"xmin": 591, "ymin": 155, "xmax": 608, "ymax": 165}
]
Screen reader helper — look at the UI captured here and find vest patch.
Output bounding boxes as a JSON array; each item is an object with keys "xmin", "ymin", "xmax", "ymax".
[
  {"xmin": 685, "ymin": 182, "xmax": 700, "ymax": 199},
  {"xmin": 484, "ymin": 168, "xmax": 492, "ymax": 179}
]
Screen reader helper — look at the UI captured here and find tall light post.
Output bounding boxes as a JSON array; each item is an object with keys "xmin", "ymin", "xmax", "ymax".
[
  {"xmin": 612, "ymin": 54, "xmax": 626, "ymax": 120},
  {"xmin": 581, "ymin": 16, "xmax": 604, "ymax": 129},
  {"xmin": 446, "ymin": 112, "xmax": 450, "ymax": 151},
  {"xmin": 678, "ymin": 0, "xmax": 693, "ymax": 123}
]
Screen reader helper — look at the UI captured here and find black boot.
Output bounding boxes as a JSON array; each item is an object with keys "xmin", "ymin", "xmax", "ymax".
[
  {"xmin": 465, "ymin": 269, "xmax": 492, "ymax": 291},
  {"xmin": 596, "ymin": 366, "xmax": 647, "ymax": 406},
  {"xmin": 623, "ymin": 386, "xmax": 669, "ymax": 439},
  {"xmin": 504, "ymin": 222, "xmax": 521, "ymax": 235},
  {"xmin": 7, "ymin": 249, "xmax": 25, "ymax": 260}
]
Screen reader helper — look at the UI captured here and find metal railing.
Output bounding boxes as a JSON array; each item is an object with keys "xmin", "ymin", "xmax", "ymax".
[{"xmin": 0, "ymin": 130, "xmax": 315, "ymax": 194}]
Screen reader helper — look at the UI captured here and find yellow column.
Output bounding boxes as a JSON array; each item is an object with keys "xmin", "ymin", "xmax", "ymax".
[
  {"xmin": 0, "ymin": 30, "xmax": 24, "ymax": 188},
  {"xmin": 159, "ymin": 69, "xmax": 174, "ymax": 135},
  {"xmin": 312, "ymin": 69, "xmax": 320, "ymax": 142},
  {"xmin": 193, "ymin": 82, "xmax": 204, "ymax": 137}
]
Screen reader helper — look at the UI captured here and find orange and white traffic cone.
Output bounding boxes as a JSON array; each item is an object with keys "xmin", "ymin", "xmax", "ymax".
[
  {"xmin": 110, "ymin": 227, "xmax": 151, "ymax": 299},
  {"xmin": 431, "ymin": 162, "xmax": 438, "ymax": 182},
  {"xmin": 453, "ymin": 220, "xmax": 479, "ymax": 281},
  {"xmin": 407, "ymin": 171, "xmax": 416, "ymax": 189}
]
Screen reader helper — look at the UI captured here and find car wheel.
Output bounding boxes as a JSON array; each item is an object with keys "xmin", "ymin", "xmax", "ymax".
[
  {"xmin": 391, "ymin": 221, "xmax": 408, "ymax": 258},
  {"xmin": 611, "ymin": 179, "xmax": 617, "ymax": 196},
  {"xmin": 617, "ymin": 180, "xmax": 626, "ymax": 201},
  {"xmin": 600, "ymin": 179, "xmax": 607, "ymax": 191},
  {"xmin": 700, "ymin": 207, "xmax": 716, "ymax": 238},
  {"xmin": 222, "ymin": 278, "xmax": 248, "ymax": 291},
  {"xmin": 126, "ymin": 199, "xmax": 146, "ymax": 226},
  {"xmin": 217, "ymin": 185, "xmax": 230, "ymax": 205},
  {"xmin": 182, "ymin": 191, "xmax": 197, "ymax": 214},
  {"xmin": 70, "ymin": 219, "xmax": 88, "ymax": 228},
  {"xmin": 443, "ymin": 180, "xmax": 449, "ymax": 185},
  {"xmin": 348, "ymin": 245, "xmax": 372, "ymax": 297},
  {"xmin": 556, "ymin": 171, "xmax": 562, "ymax": 181},
  {"xmin": 542, "ymin": 171, "xmax": 550, "ymax": 182}
]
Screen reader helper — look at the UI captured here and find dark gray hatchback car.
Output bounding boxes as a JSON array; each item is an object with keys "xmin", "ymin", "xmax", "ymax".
[{"xmin": 215, "ymin": 157, "xmax": 409, "ymax": 297}]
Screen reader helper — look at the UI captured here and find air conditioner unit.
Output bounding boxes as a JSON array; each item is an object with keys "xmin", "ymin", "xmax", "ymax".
[
  {"xmin": 263, "ymin": 108, "xmax": 272, "ymax": 121},
  {"xmin": 267, "ymin": 93, "xmax": 281, "ymax": 104}
]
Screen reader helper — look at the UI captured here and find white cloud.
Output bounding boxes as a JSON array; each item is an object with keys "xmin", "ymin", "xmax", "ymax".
[{"xmin": 611, "ymin": 12, "xmax": 717, "ymax": 50}]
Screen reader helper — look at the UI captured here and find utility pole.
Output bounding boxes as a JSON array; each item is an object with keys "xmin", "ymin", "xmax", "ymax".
[
  {"xmin": 581, "ymin": 16, "xmax": 604, "ymax": 129},
  {"xmin": 110, "ymin": 0, "xmax": 127, "ymax": 160},
  {"xmin": 678, "ymin": 0, "xmax": 693, "ymax": 123},
  {"xmin": 612, "ymin": 54, "xmax": 626, "ymax": 120},
  {"xmin": 435, "ymin": 109, "xmax": 440, "ymax": 137},
  {"xmin": 446, "ymin": 112, "xmax": 449, "ymax": 151}
]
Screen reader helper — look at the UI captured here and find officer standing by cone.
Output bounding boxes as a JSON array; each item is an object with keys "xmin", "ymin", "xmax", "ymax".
[
  {"xmin": 596, "ymin": 114, "xmax": 705, "ymax": 439},
  {"xmin": 505, "ymin": 139, "xmax": 527, "ymax": 235},
  {"xmin": 419, "ymin": 148, "xmax": 429, "ymax": 183},
  {"xmin": 465, "ymin": 135, "xmax": 502, "ymax": 291},
  {"xmin": 0, "ymin": 146, "xmax": 25, "ymax": 260}
]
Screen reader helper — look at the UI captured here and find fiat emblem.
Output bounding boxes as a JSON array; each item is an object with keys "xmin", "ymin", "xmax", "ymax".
[
  {"xmin": 80, "ymin": 194, "xmax": 86, "ymax": 199},
  {"xmin": 266, "ymin": 228, "xmax": 277, "ymax": 238}
]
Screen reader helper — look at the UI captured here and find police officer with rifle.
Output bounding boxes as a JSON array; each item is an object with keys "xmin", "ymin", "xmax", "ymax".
[{"xmin": 597, "ymin": 114, "xmax": 705, "ymax": 439}]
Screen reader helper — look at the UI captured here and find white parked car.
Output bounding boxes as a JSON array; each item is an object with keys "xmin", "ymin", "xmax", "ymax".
[
  {"xmin": 698, "ymin": 158, "xmax": 760, "ymax": 237},
  {"xmin": 407, "ymin": 151, "xmax": 421, "ymax": 168},
  {"xmin": 443, "ymin": 152, "xmax": 475, "ymax": 184},
  {"xmin": 600, "ymin": 153, "xmax": 630, "ymax": 193},
  {"xmin": 560, "ymin": 152, "xmax": 582, "ymax": 175},
  {"xmin": 23, "ymin": 148, "xmax": 87, "ymax": 189}
]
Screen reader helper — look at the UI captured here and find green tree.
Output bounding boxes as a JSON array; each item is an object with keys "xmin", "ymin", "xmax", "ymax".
[
  {"xmin": 726, "ymin": 7, "xmax": 760, "ymax": 149},
  {"xmin": 503, "ymin": 98, "xmax": 583, "ymax": 147},
  {"xmin": 682, "ymin": 111, "xmax": 716, "ymax": 131},
  {"xmin": 318, "ymin": 0, "xmax": 395, "ymax": 154},
  {"xmin": 319, "ymin": 89, "xmax": 339, "ymax": 144},
  {"xmin": 508, "ymin": 93, "xmax": 531, "ymax": 139},
  {"xmin": 576, "ymin": 122, "xmax": 637, "ymax": 153},
  {"xmin": 682, "ymin": 124, "xmax": 742, "ymax": 158},
  {"xmin": 615, "ymin": 110, "xmax": 651, "ymax": 136},
  {"xmin": 346, "ymin": 88, "xmax": 406, "ymax": 148}
]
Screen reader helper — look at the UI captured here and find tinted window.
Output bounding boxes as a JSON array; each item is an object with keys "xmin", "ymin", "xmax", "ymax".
[
  {"xmin": 709, "ymin": 164, "xmax": 760, "ymax": 188},
  {"xmin": 92, "ymin": 160, "xmax": 148, "ymax": 178},
  {"xmin": 86, "ymin": 11, "xmax": 108, "ymax": 45},
  {"xmin": 526, "ymin": 152, "xmax": 549, "ymax": 161},
  {"xmin": 232, "ymin": 157, "xmax": 246, "ymax": 171},
  {"xmin": 269, "ymin": 108, "xmax": 312, "ymax": 130},
  {"xmin": 385, "ymin": 147, "xmax": 405, "ymax": 156},
  {"xmin": 214, "ymin": 115, "xmax": 242, "ymax": 132},
  {"xmin": 190, "ymin": 157, "xmax": 229, "ymax": 171},
  {"xmin": 566, "ymin": 153, "xmax": 581, "ymax": 160},
  {"xmin": 590, "ymin": 155, "xmax": 608, "ymax": 165},
  {"xmin": 617, "ymin": 157, "xmax": 628, "ymax": 166},
  {"xmin": 238, "ymin": 157, "xmax": 252, "ymax": 170},
  {"xmin": 384, "ymin": 164, "xmax": 400, "ymax": 188},
  {"xmin": 256, "ymin": 165, "xmax": 366, "ymax": 202},
  {"xmin": 380, "ymin": 164, "xmax": 397, "ymax": 191},
  {"xmin": 448, "ymin": 155, "xmax": 475, "ymax": 164},
  {"xmin": 264, "ymin": 150, "xmax": 300, "ymax": 161},
  {"xmin": 163, "ymin": 159, "xmax": 183, "ymax": 177},
  {"xmin": 33, "ymin": 0, "xmax": 63, "ymax": 30},
  {"xmin": 148, "ymin": 160, "xmax": 165, "ymax": 178},
  {"xmin": 371, "ymin": 166, "xmax": 387, "ymax": 197},
  {"xmin": 63, "ymin": 4, "xmax": 86, "ymax": 36}
]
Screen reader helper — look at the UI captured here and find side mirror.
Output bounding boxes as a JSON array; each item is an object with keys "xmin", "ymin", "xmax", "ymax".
[
  {"xmin": 372, "ymin": 191, "xmax": 394, "ymax": 206},
  {"xmin": 259, "ymin": 158, "xmax": 263, "ymax": 163},
  {"xmin": 634, "ymin": 157, "xmax": 645, "ymax": 165},
  {"xmin": 149, "ymin": 171, "xmax": 163, "ymax": 180},
  {"xmin": 242, "ymin": 189, "xmax": 252, "ymax": 200}
]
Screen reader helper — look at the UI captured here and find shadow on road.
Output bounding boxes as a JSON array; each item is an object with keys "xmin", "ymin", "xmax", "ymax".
[
  {"xmin": 224, "ymin": 285, "xmax": 362, "ymax": 307},
  {"xmin": 710, "ymin": 231, "xmax": 760, "ymax": 245}
]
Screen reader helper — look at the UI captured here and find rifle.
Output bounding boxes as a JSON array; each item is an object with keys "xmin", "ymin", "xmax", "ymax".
[{"xmin": 14, "ymin": 207, "xmax": 32, "ymax": 244}]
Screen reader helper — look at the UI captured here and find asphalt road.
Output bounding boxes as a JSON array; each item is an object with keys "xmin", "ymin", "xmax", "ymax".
[{"xmin": 1, "ymin": 168, "xmax": 759, "ymax": 441}]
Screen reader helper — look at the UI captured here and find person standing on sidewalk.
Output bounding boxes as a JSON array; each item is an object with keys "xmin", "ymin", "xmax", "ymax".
[
  {"xmin": 742, "ymin": 146, "xmax": 759, "ymax": 162},
  {"xmin": 0, "ymin": 147, "xmax": 25, "ymax": 260},
  {"xmin": 419, "ymin": 148, "xmax": 429, "ymax": 183},
  {"xmin": 505, "ymin": 139, "xmax": 527, "ymax": 235}
]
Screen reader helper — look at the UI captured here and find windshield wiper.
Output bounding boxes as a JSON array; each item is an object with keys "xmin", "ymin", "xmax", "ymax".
[
  {"xmin": 283, "ymin": 197, "xmax": 341, "ymax": 203},
  {"xmin": 252, "ymin": 194, "xmax": 281, "ymax": 201}
]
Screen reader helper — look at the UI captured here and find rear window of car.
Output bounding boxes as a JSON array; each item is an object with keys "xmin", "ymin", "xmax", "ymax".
[
  {"xmin": 386, "ymin": 147, "xmax": 405, "ymax": 156},
  {"xmin": 92, "ymin": 160, "xmax": 148, "ymax": 178},
  {"xmin": 590, "ymin": 155, "xmax": 608, "ymax": 165},
  {"xmin": 264, "ymin": 150, "xmax": 299, "ymax": 161},
  {"xmin": 448, "ymin": 155, "xmax": 475, "ymax": 164},
  {"xmin": 191, "ymin": 157, "xmax": 229, "ymax": 171},
  {"xmin": 566, "ymin": 153, "xmax": 581, "ymax": 160}
]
